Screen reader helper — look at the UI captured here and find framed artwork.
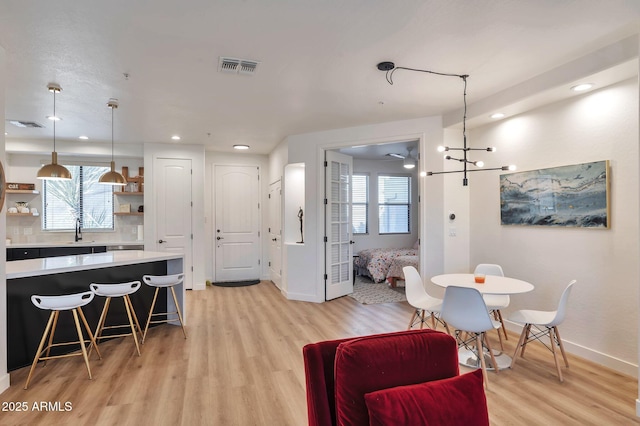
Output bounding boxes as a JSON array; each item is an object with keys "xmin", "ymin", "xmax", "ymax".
[
  {"xmin": 0, "ymin": 160, "xmax": 5, "ymax": 212},
  {"xmin": 500, "ymin": 160, "xmax": 610, "ymax": 228}
]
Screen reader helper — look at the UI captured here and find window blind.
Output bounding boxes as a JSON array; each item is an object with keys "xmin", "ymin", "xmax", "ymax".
[
  {"xmin": 352, "ymin": 174, "xmax": 368, "ymax": 234},
  {"xmin": 43, "ymin": 165, "xmax": 114, "ymax": 231},
  {"xmin": 378, "ymin": 175, "xmax": 411, "ymax": 234}
]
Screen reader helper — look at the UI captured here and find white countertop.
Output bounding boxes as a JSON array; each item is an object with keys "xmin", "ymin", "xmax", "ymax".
[
  {"xmin": 6, "ymin": 250, "xmax": 183, "ymax": 279},
  {"xmin": 6, "ymin": 241, "xmax": 143, "ymax": 249}
]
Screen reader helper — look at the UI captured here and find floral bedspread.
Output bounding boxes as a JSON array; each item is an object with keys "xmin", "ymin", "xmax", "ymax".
[
  {"xmin": 386, "ymin": 255, "xmax": 420, "ymax": 281},
  {"xmin": 355, "ymin": 248, "xmax": 418, "ymax": 283}
]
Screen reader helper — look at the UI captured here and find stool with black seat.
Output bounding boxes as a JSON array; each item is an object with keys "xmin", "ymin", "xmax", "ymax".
[
  {"xmin": 25, "ymin": 291, "xmax": 102, "ymax": 389},
  {"xmin": 90, "ymin": 281, "xmax": 143, "ymax": 356},
  {"xmin": 141, "ymin": 273, "xmax": 187, "ymax": 343}
]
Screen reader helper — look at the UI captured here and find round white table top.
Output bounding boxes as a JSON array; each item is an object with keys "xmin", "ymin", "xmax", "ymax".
[{"xmin": 430, "ymin": 273, "xmax": 534, "ymax": 295}]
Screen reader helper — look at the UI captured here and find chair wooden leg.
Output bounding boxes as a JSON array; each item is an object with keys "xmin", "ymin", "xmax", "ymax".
[
  {"xmin": 420, "ymin": 311, "xmax": 425, "ymax": 329},
  {"xmin": 43, "ymin": 310, "xmax": 59, "ymax": 366},
  {"xmin": 90, "ymin": 297, "xmax": 111, "ymax": 357},
  {"xmin": 71, "ymin": 308, "xmax": 92, "ymax": 380},
  {"xmin": 142, "ymin": 287, "xmax": 160, "ymax": 344},
  {"xmin": 123, "ymin": 295, "xmax": 141, "ymax": 356},
  {"xmin": 407, "ymin": 310, "xmax": 418, "ymax": 330},
  {"xmin": 126, "ymin": 294, "xmax": 144, "ymax": 340},
  {"xmin": 496, "ymin": 309, "xmax": 508, "ymax": 340},
  {"xmin": 483, "ymin": 332, "xmax": 499, "ymax": 374},
  {"xmin": 554, "ymin": 326, "xmax": 569, "ymax": 368},
  {"xmin": 476, "ymin": 334, "xmax": 489, "ymax": 389},
  {"xmin": 510, "ymin": 325, "xmax": 528, "ymax": 368},
  {"xmin": 520, "ymin": 324, "xmax": 532, "ymax": 357},
  {"xmin": 78, "ymin": 307, "xmax": 101, "ymax": 360},
  {"xmin": 495, "ymin": 322, "xmax": 504, "ymax": 352},
  {"xmin": 430, "ymin": 312, "xmax": 436, "ymax": 330},
  {"xmin": 24, "ymin": 311, "xmax": 56, "ymax": 390},
  {"xmin": 169, "ymin": 286, "xmax": 187, "ymax": 339},
  {"xmin": 549, "ymin": 327, "xmax": 563, "ymax": 382}
]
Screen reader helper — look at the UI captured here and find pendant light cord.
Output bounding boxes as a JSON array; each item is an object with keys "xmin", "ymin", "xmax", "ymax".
[
  {"xmin": 111, "ymin": 104, "xmax": 115, "ymax": 162},
  {"xmin": 52, "ymin": 88, "xmax": 56, "ymax": 152}
]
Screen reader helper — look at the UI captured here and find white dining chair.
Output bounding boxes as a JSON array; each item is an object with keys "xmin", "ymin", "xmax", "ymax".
[
  {"xmin": 474, "ymin": 263, "xmax": 509, "ymax": 342},
  {"xmin": 508, "ymin": 280, "xmax": 577, "ymax": 382},
  {"xmin": 403, "ymin": 266, "xmax": 446, "ymax": 332},
  {"xmin": 440, "ymin": 285, "xmax": 502, "ymax": 388}
]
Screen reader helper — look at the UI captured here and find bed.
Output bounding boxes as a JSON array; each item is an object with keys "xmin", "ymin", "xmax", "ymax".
[{"xmin": 354, "ymin": 247, "xmax": 419, "ymax": 286}]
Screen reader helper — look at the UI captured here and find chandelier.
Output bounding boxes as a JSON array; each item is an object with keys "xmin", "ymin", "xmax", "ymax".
[{"xmin": 377, "ymin": 61, "xmax": 515, "ymax": 186}]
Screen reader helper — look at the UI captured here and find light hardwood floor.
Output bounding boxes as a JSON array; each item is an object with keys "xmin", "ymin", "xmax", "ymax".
[{"xmin": 1, "ymin": 281, "xmax": 638, "ymax": 425}]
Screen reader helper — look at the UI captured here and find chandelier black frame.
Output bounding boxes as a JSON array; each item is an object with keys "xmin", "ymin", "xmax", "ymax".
[{"xmin": 377, "ymin": 61, "xmax": 514, "ymax": 186}]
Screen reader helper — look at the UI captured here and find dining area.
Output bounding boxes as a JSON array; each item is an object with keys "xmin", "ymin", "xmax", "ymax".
[{"xmin": 404, "ymin": 264, "xmax": 576, "ymax": 387}]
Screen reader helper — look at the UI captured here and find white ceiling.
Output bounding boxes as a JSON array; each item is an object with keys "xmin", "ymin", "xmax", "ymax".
[{"xmin": 1, "ymin": 1, "xmax": 639, "ymax": 155}]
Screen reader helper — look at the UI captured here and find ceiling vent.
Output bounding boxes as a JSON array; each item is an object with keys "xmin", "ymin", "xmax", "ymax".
[
  {"xmin": 7, "ymin": 120, "xmax": 45, "ymax": 128},
  {"xmin": 218, "ymin": 57, "xmax": 260, "ymax": 76}
]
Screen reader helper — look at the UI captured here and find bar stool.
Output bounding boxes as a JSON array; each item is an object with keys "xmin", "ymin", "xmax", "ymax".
[
  {"xmin": 90, "ymin": 281, "xmax": 143, "ymax": 356},
  {"xmin": 25, "ymin": 291, "xmax": 102, "ymax": 389},
  {"xmin": 142, "ymin": 273, "xmax": 187, "ymax": 343}
]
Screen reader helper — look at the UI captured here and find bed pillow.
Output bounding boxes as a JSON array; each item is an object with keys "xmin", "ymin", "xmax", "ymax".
[{"xmin": 364, "ymin": 369, "xmax": 488, "ymax": 426}]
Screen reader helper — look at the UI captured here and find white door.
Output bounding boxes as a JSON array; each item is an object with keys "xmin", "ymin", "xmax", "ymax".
[
  {"xmin": 325, "ymin": 151, "xmax": 354, "ymax": 300},
  {"xmin": 155, "ymin": 158, "xmax": 193, "ymax": 289},
  {"xmin": 268, "ymin": 180, "xmax": 282, "ymax": 288},
  {"xmin": 214, "ymin": 165, "xmax": 261, "ymax": 282}
]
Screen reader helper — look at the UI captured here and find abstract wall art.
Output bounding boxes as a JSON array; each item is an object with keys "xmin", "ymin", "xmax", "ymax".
[{"xmin": 500, "ymin": 160, "xmax": 610, "ymax": 228}]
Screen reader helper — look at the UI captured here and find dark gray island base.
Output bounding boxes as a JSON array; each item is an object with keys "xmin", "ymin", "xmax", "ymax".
[{"xmin": 6, "ymin": 251, "xmax": 184, "ymax": 371}]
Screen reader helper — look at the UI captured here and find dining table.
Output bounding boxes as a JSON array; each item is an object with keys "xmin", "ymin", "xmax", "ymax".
[{"xmin": 430, "ymin": 273, "xmax": 535, "ymax": 370}]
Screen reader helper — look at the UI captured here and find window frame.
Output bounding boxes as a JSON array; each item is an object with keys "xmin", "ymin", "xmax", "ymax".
[
  {"xmin": 377, "ymin": 173, "xmax": 411, "ymax": 235},
  {"xmin": 42, "ymin": 164, "xmax": 115, "ymax": 232}
]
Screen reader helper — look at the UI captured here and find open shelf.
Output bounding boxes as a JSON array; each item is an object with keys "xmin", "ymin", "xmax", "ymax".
[
  {"xmin": 6, "ymin": 189, "xmax": 39, "ymax": 195},
  {"xmin": 114, "ymin": 192, "xmax": 144, "ymax": 195},
  {"xmin": 7, "ymin": 212, "xmax": 39, "ymax": 217},
  {"xmin": 114, "ymin": 212, "xmax": 144, "ymax": 216}
]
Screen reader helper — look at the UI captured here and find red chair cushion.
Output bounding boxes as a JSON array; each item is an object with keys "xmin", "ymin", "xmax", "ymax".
[
  {"xmin": 334, "ymin": 330, "xmax": 458, "ymax": 426},
  {"xmin": 364, "ymin": 370, "xmax": 489, "ymax": 426}
]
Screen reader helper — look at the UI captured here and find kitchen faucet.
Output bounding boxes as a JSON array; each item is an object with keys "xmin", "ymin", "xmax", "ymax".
[{"xmin": 75, "ymin": 218, "xmax": 82, "ymax": 242}]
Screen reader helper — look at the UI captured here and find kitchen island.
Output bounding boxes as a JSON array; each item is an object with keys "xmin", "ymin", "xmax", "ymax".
[{"xmin": 6, "ymin": 250, "xmax": 184, "ymax": 371}]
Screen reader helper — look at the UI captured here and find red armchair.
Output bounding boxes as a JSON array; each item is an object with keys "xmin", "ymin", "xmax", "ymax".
[{"xmin": 303, "ymin": 329, "xmax": 489, "ymax": 426}]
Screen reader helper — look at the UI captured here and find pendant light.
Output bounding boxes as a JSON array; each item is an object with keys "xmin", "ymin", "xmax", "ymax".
[
  {"xmin": 37, "ymin": 83, "xmax": 72, "ymax": 180},
  {"xmin": 99, "ymin": 99, "xmax": 127, "ymax": 185}
]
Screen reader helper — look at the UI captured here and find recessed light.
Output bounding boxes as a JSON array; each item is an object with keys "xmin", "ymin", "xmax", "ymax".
[
  {"xmin": 234, "ymin": 144, "xmax": 250, "ymax": 150},
  {"xmin": 46, "ymin": 115, "xmax": 61, "ymax": 121},
  {"xmin": 171, "ymin": 135, "xmax": 181, "ymax": 140},
  {"xmin": 78, "ymin": 135, "xmax": 89, "ymax": 140},
  {"xmin": 571, "ymin": 83, "xmax": 593, "ymax": 92},
  {"xmin": 490, "ymin": 112, "xmax": 505, "ymax": 119}
]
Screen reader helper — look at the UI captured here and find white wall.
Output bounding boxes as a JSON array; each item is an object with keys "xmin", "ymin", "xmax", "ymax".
[
  {"xmin": 204, "ymin": 151, "xmax": 271, "ymax": 281},
  {"xmin": 467, "ymin": 78, "xmax": 639, "ymax": 376},
  {"xmin": 352, "ymin": 158, "xmax": 419, "ymax": 252},
  {"xmin": 277, "ymin": 116, "xmax": 445, "ymax": 302}
]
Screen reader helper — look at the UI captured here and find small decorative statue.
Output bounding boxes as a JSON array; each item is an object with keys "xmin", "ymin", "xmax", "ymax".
[{"xmin": 297, "ymin": 207, "xmax": 304, "ymax": 243}]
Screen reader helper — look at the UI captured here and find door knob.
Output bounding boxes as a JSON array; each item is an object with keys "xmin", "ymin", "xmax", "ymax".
[
  {"xmin": 272, "ymin": 238, "xmax": 277, "ymax": 241},
  {"xmin": 158, "ymin": 239, "xmax": 165, "ymax": 244},
  {"xmin": 349, "ymin": 240, "xmax": 355, "ymax": 244},
  {"xmin": 217, "ymin": 236, "xmax": 223, "ymax": 240}
]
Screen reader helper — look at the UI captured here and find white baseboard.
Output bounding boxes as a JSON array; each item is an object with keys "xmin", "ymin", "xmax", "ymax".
[
  {"xmin": 282, "ymin": 289, "xmax": 323, "ymax": 303},
  {"xmin": 0, "ymin": 372, "xmax": 10, "ymax": 394},
  {"xmin": 505, "ymin": 321, "xmax": 638, "ymax": 378}
]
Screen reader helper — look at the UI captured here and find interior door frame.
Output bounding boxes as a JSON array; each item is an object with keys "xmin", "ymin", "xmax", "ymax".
[
  {"xmin": 212, "ymin": 163, "xmax": 262, "ymax": 282},
  {"xmin": 318, "ymin": 134, "xmax": 424, "ymax": 298}
]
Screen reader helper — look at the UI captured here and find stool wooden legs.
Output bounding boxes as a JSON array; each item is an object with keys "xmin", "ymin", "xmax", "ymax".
[
  {"xmin": 24, "ymin": 307, "xmax": 101, "ymax": 390},
  {"xmin": 93, "ymin": 295, "xmax": 142, "ymax": 356},
  {"xmin": 142, "ymin": 286, "xmax": 187, "ymax": 344}
]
